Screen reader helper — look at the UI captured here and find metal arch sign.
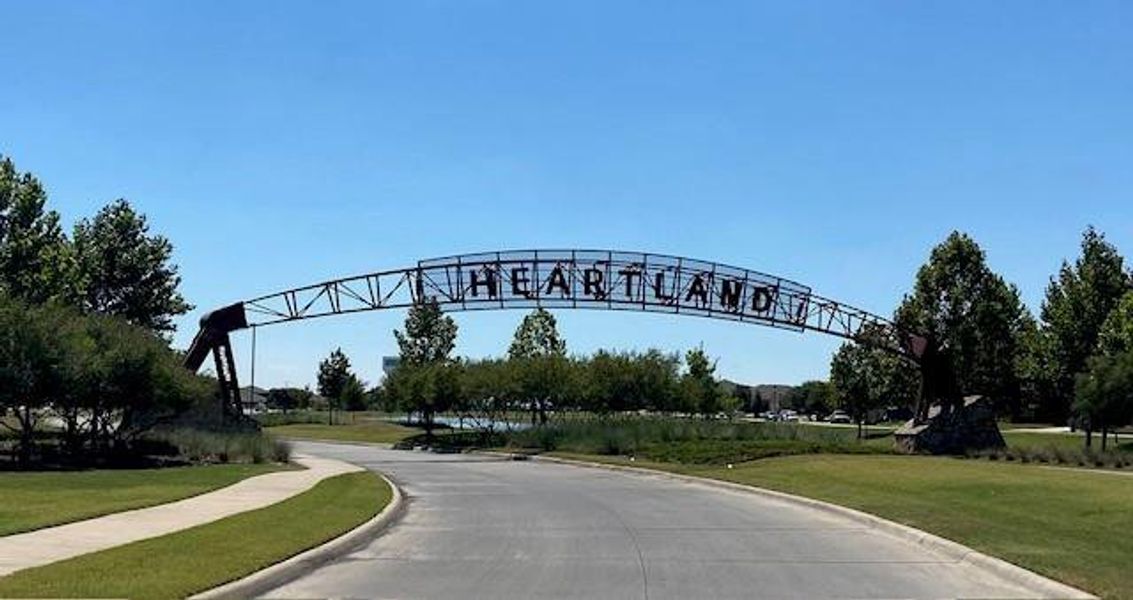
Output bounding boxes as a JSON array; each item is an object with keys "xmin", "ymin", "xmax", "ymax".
[
  {"xmin": 185, "ymin": 249, "xmax": 916, "ymax": 416},
  {"xmin": 412, "ymin": 250, "xmax": 813, "ymax": 331},
  {"xmin": 235, "ymin": 249, "xmax": 891, "ymax": 341}
]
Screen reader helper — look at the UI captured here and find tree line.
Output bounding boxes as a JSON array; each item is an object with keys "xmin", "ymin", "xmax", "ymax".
[
  {"xmin": 0, "ymin": 155, "xmax": 200, "ymax": 466},
  {"xmin": 311, "ymin": 305, "xmax": 738, "ymax": 437},
  {"xmin": 827, "ymin": 229, "xmax": 1133, "ymax": 448}
]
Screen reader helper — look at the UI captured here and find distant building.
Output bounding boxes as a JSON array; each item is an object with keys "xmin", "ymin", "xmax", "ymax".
[
  {"xmin": 238, "ymin": 386, "xmax": 269, "ymax": 413},
  {"xmin": 719, "ymin": 380, "xmax": 793, "ymax": 413}
]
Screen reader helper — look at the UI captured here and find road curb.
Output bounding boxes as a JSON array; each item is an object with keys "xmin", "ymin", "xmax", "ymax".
[
  {"xmin": 502, "ymin": 452, "xmax": 1096, "ymax": 600},
  {"xmin": 189, "ymin": 471, "xmax": 405, "ymax": 600}
]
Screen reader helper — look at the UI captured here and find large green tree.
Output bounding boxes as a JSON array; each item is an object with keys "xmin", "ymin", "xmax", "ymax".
[
  {"xmin": 829, "ymin": 341, "xmax": 893, "ymax": 438},
  {"xmin": 316, "ymin": 347, "xmax": 353, "ymax": 423},
  {"xmin": 508, "ymin": 308, "xmax": 568, "ymax": 424},
  {"xmin": 72, "ymin": 199, "xmax": 192, "ymax": 334},
  {"xmin": 392, "ymin": 300, "xmax": 458, "ymax": 436},
  {"xmin": 0, "ymin": 293, "xmax": 206, "ymax": 466},
  {"xmin": 0, "ymin": 156, "xmax": 73, "ymax": 304},
  {"xmin": 1035, "ymin": 227, "xmax": 1131, "ymax": 422},
  {"xmin": 1074, "ymin": 350, "xmax": 1133, "ymax": 450},
  {"xmin": 681, "ymin": 346, "xmax": 722, "ymax": 417},
  {"xmin": 895, "ymin": 231, "xmax": 1029, "ymax": 418},
  {"xmin": 785, "ymin": 380, "xmax": 834, "ymax": 417}
]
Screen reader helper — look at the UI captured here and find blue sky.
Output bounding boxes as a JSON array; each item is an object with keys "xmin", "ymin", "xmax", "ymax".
[{"xmin": 2, "ymin": 1, "xmax": 1131, "ymax": 389}]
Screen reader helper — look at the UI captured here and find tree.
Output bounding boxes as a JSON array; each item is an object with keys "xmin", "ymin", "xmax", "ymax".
[
  {"xmin": 682, "ymin": 346, "xmax": 722, "ymax": 417},
  {"xmin": 785, "ymin": 380, "xmax": 833, "ymax": 417},
  {"xmin": 395, "ymin": 299, "xmax": 458, "ymax": 366},
  {"xmin": 0, "ymin": 297, "xmax": 73, "ymax": 464},
  {"xmin": 508, "ymin": 308, "xmax": 566, "ymax": 359},
  {"xmin": 70, "ymin": 311, "xmax": 203, "ymax": 452},
  {"xmin": 1016, "ymin": 314, "xmax": 1061, "ymax": 422},
  {"xmin": 72, "ymin": 199, "xmax": 192, "ymax": 333},
  {"xmin": 635, "ymin": 349, "xmax": 681, "ymax": 414},
  {"xmin": 514, "ymin": 354, "xmax": 574, "ymax": 426},
  {"xmin": 0, "ymin": 156, "xmax": 73, "ymax": 305},
  {"xmin": 384, "ymin": 361, "xmax": 460, "ymax": 436},
  {"xmin": 0, "ymin": 294, "xmax": 207, "ymax": 466},
  {"xmin": 508, "ymin": 309, "xmax": 570, "ymax": 425},
  {"xmin": 340, "ymin": 375, "xmax": 368, "ymax": 412},
  {"xmin": 829, "ymin": 341, "xmax": 890, "ymax": 439},
  {"xmin": 266, "ymin": 387, "xmax": 312, "ymax": 412},
  {"xmin": 895, "ymin": 231, "xmax": 1029, "ymax": 419},
  {"xmin": 1038, "ymin": 227, "xmax": 1131, "ymax": 422},
  {"xmin": 317, "ymin": 348, "xmax": 353, "ymax": 423},
  {"xmin": 461, "ymin": 358, "xmax": 519, "ymax": 432},
  {"xmin": 392, "ymin": 300, "xmax": 458, "ymax": 437},
  {"xmin": 1098, "ymin": 291, "xmax": 1133, "ymax": 356},
  {"xmin": 1074, "ymin": 351, "xmax": 1133, "ymax": 451}
]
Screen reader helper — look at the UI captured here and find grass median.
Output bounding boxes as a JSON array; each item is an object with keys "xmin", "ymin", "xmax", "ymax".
[
  {"xmin": 0, "ymin": 463, "xmax": 287, "ymax": 536},
  {"xmin": 268, "ymin": 420, "xmax": 418, "ymax": 445},
  {"xmin": 551, "ymin": 451, "xmax": 1132, "ymax": 599},
  {"xmin": 0, "ymin": 470, "xmax": 389, "ymax": 599}
]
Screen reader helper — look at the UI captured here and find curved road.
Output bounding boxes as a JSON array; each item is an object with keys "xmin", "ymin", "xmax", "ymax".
[{"xmin": 265, "ymin": 441, "xmax": 1051, "ymax": 599}]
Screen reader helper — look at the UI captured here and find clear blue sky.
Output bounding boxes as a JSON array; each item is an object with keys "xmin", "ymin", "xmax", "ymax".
[{"xmin": 2, "ymin": 1, "xmax": 1130, "ymax": 390}]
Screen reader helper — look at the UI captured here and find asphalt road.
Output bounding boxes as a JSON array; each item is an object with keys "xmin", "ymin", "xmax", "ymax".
[{"xmin": 264, "ymin": 441, "xmax": 1048, "ymax": 600}]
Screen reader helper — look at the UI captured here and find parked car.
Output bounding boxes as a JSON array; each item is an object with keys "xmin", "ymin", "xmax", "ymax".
[
  {"xmin": 778, "ymin": 409, "xmax": 800, "ymax": 422},
  {"xmin": 827, "ymin": 410, "xmax": 852, "ymax": 424}
]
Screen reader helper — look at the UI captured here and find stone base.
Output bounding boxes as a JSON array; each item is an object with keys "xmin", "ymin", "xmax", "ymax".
[{"xmin": 894, "ymin": 395, "xmax": 1005, "ymax": 455}]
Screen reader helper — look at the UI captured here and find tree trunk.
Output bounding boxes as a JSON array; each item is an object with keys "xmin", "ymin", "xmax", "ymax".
[
  {"xmin": 18, "ymin": 406, "xmax": 35, "ymax": 467},
  {"xmin": 856, "ymin": 419, "xmax": 863, "ymax": 440},
  {"xmin": 1101, "ymin": 427, "xmax": 1108, "ymax": 451},
  {"xmin": 1085, "ymin": 425, "xmax": 1093, "ymax": 449}
]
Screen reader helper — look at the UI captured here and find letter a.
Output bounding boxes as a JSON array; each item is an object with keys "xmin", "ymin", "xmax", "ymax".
[{"xmin": 546, "ymin": 266, "xmax": 571, "ymax": 297}]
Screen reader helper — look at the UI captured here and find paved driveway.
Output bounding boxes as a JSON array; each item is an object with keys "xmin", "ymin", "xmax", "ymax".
[{"xmin": 264, "ymin": 441, "xmax": 1048, "ymax": 599}]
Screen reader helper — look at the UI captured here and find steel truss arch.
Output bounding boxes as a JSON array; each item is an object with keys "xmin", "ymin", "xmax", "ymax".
[{"xmin": 184, "ymin": 249, "xmax": 926, "ymax": 414}]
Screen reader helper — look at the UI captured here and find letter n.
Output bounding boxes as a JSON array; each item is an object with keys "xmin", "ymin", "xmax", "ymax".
[{"xmin": 719, "ymin": 279, "xmax": 742, "ymax": 311}]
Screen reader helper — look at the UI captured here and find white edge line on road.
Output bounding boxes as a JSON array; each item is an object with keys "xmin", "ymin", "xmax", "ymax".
[
  {"xmin": 189, "ymin": 469, "xmax": 405, "ymax": 600},
  {"xmin": 500, "ymin": 452, "xmax": 1097, "ymax": 600}
]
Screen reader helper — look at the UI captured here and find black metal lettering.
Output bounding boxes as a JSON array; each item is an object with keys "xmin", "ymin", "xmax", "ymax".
[
  {"xmin": 719, "ymin": 278, "xmax": 742, "ymax": 311},
  {"xmin": 751, "ymin": 286, "xmax": 773, "ymax": 312},
  {"xmin": 619, "ymin": 268, "xmax": 641, "ymax": 299},
  {"xmin": 653, "ymin": 272, "xmax": 673, "ymax": 301},
  {"xmin": 511, "ymin": 267, "xmax": 531, "ymax": 298},
  {"xmin": 685, "ymin": 274, "xmax": 708, "ymax": 305},
  {"xmin": 546, "ymin": 266, "xmax": 571, "ymax": 297},
  {"xmin": 470, "ymin": 268, "xmax": 498, "ymax": 298},
  {"xmin": 584, "ymin": 268, "xmax": 605, "ymax": 298}
]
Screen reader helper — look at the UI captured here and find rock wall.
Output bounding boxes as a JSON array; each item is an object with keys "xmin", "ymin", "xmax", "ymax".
[{"xmin": 894, "ymin": 395, "xmax": 1005, "ymax": 454}]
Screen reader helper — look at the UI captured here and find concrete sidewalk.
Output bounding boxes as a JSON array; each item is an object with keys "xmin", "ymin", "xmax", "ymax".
[{"xmin": 0, "ymin": 454, "xmax": 362, "ymax": 576}]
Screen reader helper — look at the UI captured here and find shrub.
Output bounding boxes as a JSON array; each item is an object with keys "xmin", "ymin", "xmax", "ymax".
[
  {"xmin": 150, "ymin": 429, "xmax": 291, "ymax": 464},
  {"xmin": 503, "ymin": 417, "xmax": 890, "ymax": 464}
]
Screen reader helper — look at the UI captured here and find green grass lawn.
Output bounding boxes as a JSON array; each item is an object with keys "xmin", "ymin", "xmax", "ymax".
[
  {"xmin": 269, "ymin": 420, "xmax": 418, "ymax": 444},
  {"xmin": 0, "ymin": 463, "xmax": 286, "ymax": 536},
  {"xmin": 0, "ymin": 470, "xmax": 389, "ymax": 599},
  {"xmin": 551, "ymin": 451, "xmax": 1133, "ymax": 599},
  {"xmin": 1003, "ymin": 429, "xmax": 1133, "ymax": 452}
]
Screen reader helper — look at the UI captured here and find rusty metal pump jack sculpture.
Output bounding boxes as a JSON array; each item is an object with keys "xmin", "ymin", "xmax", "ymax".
[{"xmin": 184, "ymin": 249, "xmax": 950, "ymax": 424}]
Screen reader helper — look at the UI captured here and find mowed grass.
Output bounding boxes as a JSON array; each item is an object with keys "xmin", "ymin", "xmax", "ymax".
[
  {"xmin": 0, "ymin": 470, "xmax": 389, "ymax": 599},
  {"xmin": 0, "ymin": 463, "xmax": 286, "ymax": 536},
  {"xmin": 269, "ymin": 420, "xmax": 418, "ymax": 444},
  {"xmin": 554, "ymin": 452, "xmax": 1133, "ymax": 599},
  {"xmin": 1003, "ymin": 429, "xmax": 1133, "ymax": 453}
]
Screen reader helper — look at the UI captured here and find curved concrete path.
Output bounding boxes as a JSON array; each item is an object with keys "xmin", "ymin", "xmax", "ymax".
[
  {"xmin": 265, "ymin": 441, "xmax": 1082, "ymax": 600},
  {"xmin": 0, "ymin": 454, "xmax": 360, "ymax": 576}
]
